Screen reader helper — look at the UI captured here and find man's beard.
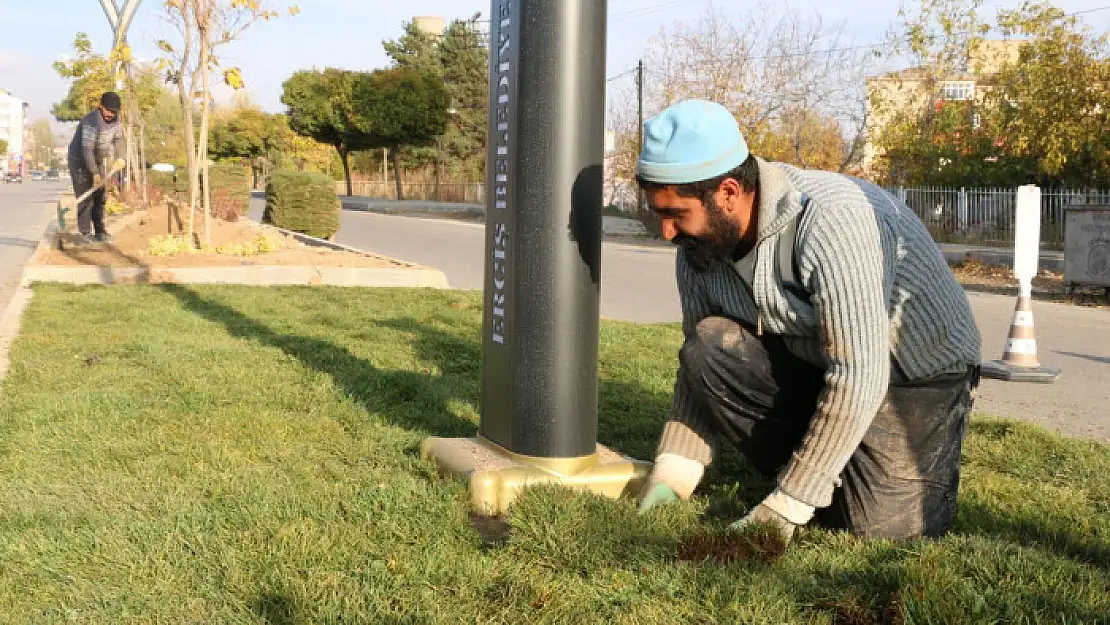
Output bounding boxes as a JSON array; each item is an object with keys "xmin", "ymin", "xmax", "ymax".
[{"xmin": 673, "ymin": 196, "xmax": 742, "ymax": 273}]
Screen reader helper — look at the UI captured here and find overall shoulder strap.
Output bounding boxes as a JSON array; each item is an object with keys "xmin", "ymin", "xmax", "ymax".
[{"xmin": 777, "ymin": 193, "xmax": 811, "ymax": 303}]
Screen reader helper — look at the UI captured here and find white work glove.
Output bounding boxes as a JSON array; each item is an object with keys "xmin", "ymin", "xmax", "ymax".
[
  {"xmin": 728, "ymin": 487, "xmax": 815, "ymax": 544},
  {"xmin": 637, "ymin": 453, "xmax": 705, "ymax": 513}
]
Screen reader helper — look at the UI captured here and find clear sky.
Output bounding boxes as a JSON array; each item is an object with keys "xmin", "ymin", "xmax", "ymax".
[{"xmin": 1, "ymin": 0, "xmax": 1107, "ymax": 134}]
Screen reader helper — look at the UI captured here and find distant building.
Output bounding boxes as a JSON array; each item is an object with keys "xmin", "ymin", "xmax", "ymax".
[
  {"xmin": 862, "ymin": 39, "xmax": 1025, "ymax": 177},
  {"xmin": 413, "ymin": 15, "xmax": 446, "ymax": 38},
  {"xmin": 0, "ymin": 88, "xmax": 30, "ymax": 173}
]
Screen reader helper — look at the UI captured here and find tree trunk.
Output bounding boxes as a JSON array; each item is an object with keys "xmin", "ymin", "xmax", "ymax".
[
  {"xmin": 392, "ymin": 147, "xmax": 404, "ymax": 201},
  {"xmin": 175, "ymin": 4, "xmax": 198, "ymax": 241},
  {"xmin": 339, "ymin": 147, "xmax": 352, "ymax": 196},
  {"xmin": 434, "ymin": 145, "xmax": 442, "ymax": 202},
  {"xmin": 139, "ymin": 117, "xmax": 148, "ymax": 209},
  {"xmin": 198, "ymin": 1, "xmax": 212, "ymax": 247}
]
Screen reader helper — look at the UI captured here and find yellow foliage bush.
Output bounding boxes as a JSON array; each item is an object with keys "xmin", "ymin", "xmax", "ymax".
[
  {"xmin": 215, "ymin": 234, "xmax": 280, "ymax": 257},
  {"xmin": 148, "ymin": 235, "xmax": 195, "ymax": 257},
  {"xmin": 148, "ymin": 233, "xmax": 279, "ymax": 258},
  {"xmin": 105, "ymin": 197, "xmax": 129, "ymax": 215}
]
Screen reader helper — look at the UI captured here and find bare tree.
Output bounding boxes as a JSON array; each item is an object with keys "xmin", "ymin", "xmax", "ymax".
[
  {"xmin": 626, "ymin": 1, "xmax": 879, "ymax": 175},
  {"xmin": 160, "ymin": 0, "xmax": 287, "ymax": 246}
]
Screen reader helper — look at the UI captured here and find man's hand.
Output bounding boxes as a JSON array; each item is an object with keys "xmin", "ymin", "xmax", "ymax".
[
  {"xmin": 728, "ymin": 488, "xmax": 815, "ymax": 544},
  {"xmin": 92, "ymin": 174, "xmax": 103, "ymax": 188},
  {"xmin": 637, "ymin": 453, "xmax": 705, "ymax": 514}
]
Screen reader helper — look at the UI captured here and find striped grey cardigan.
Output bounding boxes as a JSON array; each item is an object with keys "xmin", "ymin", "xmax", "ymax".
[{"xmin": 657, "ymin": 157, "xmax": 981, "ymax": 508}]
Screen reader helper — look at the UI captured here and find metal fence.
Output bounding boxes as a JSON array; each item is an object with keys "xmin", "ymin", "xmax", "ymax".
[{"xmin": 887, "ymin": 186, "xmax": 1110, "ymax": 250}]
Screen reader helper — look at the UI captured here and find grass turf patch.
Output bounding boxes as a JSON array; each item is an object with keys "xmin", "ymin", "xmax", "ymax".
[{"xmin": 0, "ymin": 284, "xmax": 1106, "ymax": 623}]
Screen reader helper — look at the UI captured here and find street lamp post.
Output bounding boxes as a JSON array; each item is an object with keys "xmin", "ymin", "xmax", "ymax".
[{"xmin": 420, "ymin": 0, "xmax": 650, "ymax": 516}]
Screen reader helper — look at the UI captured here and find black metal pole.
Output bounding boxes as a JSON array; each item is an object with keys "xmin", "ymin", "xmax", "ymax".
[
  {"xmin": 479, "ymin": 0, "xmax": 607, "ymax": 459},
  {"xmin": 636, "ymin": 59, "xmax": 644, "ymax": 214}
]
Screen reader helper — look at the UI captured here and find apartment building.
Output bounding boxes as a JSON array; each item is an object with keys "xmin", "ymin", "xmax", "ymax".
[
  {"xmin": 0, "ymin": 88, "xmax": 30, "ymax": 174},
  {"xmin": 861, "ymin": 40, "xmax": 1025, "ymax": 175}
]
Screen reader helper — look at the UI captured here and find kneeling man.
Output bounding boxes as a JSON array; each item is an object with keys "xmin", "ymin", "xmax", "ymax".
[{"xmin": 636, "ymin": 100, "xmax": 982, "ymax": 544}]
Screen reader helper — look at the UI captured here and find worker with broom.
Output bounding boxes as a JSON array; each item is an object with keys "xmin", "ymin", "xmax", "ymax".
[
  {"xmin": 634, "ymin": 99, "xmax": 982, "ymax": 546},
  {"xmin": 67, "ymin": 91, "xmax": 127, "ymax": 244}
]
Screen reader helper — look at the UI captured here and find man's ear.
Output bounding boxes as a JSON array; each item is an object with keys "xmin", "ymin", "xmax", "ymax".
[{"xmin": 716, "ymin": 177, "xmax": 744, "ymax": 215}]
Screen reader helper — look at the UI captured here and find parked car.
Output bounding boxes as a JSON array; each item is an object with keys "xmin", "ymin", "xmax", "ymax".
[
  {"xmin": 30, "ymin": 170, "xmax": 44, "ymax": 181},
  {"xmin": 3, "ymin": 171, "xmax": 22, "ymax": 183},
  {"xmin": 45, "ymin": 169, "xmax": 59, "ymax": 181}
]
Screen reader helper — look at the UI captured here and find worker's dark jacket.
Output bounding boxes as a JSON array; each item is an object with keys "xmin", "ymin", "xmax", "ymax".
[{"xmin": 67, "ymin": 110, "xmax": 125, "ymax": 177}]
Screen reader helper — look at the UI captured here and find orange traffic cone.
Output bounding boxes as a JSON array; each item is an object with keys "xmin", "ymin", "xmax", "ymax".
[{"xmin": 981, "ymin": 294, "xmax": 1060, "ymax": 383}]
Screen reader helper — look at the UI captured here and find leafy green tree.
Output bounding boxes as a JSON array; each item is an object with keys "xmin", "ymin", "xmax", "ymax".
[
  {"xmin": 209, "ymin": 103, "xmax": 290, "ymax": 187},
  {"xmin": 281, "ymin": 67, "xmax": 377, "ymax": 196},
  {"xmin": 143, "ymin": 89, "xmax": 189, "ymax": 168},
  {"xmin": 0, "ymin": 139, "xmax": 8, "ymax": 156},
  {"xmin": 353, "ymin": 66, "xmax": 450, "ymax": 200},
  {"xmin": 383, "ymin": 16, "xmax": 488, "ymax": 178}
]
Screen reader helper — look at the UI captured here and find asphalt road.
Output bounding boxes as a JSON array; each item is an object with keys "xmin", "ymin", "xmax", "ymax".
[
  {"xmin": 0, "ymin": 180, "xmax": 67, "ymax": 312},
  {"xmin": 256, "ymin": 201, "xmax": 1107, "ymax": 442}
]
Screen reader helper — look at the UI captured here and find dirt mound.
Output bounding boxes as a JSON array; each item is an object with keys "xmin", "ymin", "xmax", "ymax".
[{"xmin": 37, "ymin": 204, "xmax": 410, "ymax": 270}]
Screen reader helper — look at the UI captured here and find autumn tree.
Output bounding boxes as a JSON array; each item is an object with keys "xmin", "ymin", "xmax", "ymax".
[
  {"xmin": 989, "ymin": 1, "xmax": 1110, "ymax": 188},
  {"xmin": 871, "ymin": 0, "xmax": 1110, "ymax": 188},
  {"xmin": 51, "ymin": 33, "xmax": 162, "ymax": 123},
  {"xmin": 28, "ymin": 120, "xmax": 57, "ymax": 170},
  {"xmin": 0, "ymin": 139, "xmax": 8, "ymax": 156},
  {"xmin": 868, "ymin": 0, "xmax": 998, "ymax": 185},
  {"xmin": 353, "ymin": 66, "xmax": 450, "ymax": 201}
]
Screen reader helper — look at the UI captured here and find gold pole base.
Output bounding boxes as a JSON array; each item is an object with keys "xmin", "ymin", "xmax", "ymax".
[{"xmin": 420, "ymin": 436, "xmax": 653, "ymax": 516}]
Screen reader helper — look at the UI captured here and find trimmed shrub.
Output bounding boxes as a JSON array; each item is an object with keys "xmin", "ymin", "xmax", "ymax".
[
  {"xmin": 263, "ymin": 170, "xmax": 341, "ymax": 240},
  {"xmin": 208, "ymin": 163, "xmax": 251, "ymax": 221}
]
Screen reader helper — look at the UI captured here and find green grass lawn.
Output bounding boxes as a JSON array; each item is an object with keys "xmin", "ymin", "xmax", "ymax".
[{"xmin": 0, "ymin": 284, "xmax": 1107, "ymax": 624}]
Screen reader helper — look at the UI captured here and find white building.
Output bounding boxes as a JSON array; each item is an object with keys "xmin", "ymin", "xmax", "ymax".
[{"xmin": 0, "ymin": 89, "xmax": 30, "ymax": 173}]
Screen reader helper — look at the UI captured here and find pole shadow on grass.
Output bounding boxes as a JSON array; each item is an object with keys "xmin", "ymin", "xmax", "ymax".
[
  {"xmin": 158, "ymin": 284, "xmax": 477, "ymax": 441},
  {"xmin": 370, "ymin": 316, "xmax": 678, "ymax": 463}
]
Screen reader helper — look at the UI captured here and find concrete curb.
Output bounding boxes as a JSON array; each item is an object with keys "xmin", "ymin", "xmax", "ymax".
[
  {"xmin": 964, "ymin": 249, "xmax": 1065, "ymax": 274},
  {"xmin": 252, "ymin": 221, "xmax": 425, "ymax": 269},
  {"xmin": 0, "ymin": 282, "xmax": 33, "ymax": 389}
]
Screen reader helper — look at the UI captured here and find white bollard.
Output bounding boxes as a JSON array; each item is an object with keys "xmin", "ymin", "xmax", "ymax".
[{"xmin": 981, "ymin": 185, "xmax": 1061, "ymax": 383}]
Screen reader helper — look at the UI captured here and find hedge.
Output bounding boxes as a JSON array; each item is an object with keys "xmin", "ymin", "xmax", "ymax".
[{"xmin": 263, "ymin": 170, "xmax": 341, "ymax": 240}]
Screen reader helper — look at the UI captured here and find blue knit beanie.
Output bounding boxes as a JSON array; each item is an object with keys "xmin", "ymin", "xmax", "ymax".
[{"xmin": 637, "ymin": 99, "xmax": 749, "ymax": 184}]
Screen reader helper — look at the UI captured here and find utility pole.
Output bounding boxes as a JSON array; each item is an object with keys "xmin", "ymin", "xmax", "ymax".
[{"xmin": 636, "ymin": 58, "xmax": 644, "ymax": 214}]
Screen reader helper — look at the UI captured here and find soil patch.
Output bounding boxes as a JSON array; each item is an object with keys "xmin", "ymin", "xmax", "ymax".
[
  {"xmin": 675, "ymin": 525, "xmax": 788, "ymax": 565},
  {"xmin": 814, "ymin": 592, "xmax": 906, "ymax": 625},
  {"xmin": 36, "ymin": 205, "xmax": 411, "ymax": 270}
]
